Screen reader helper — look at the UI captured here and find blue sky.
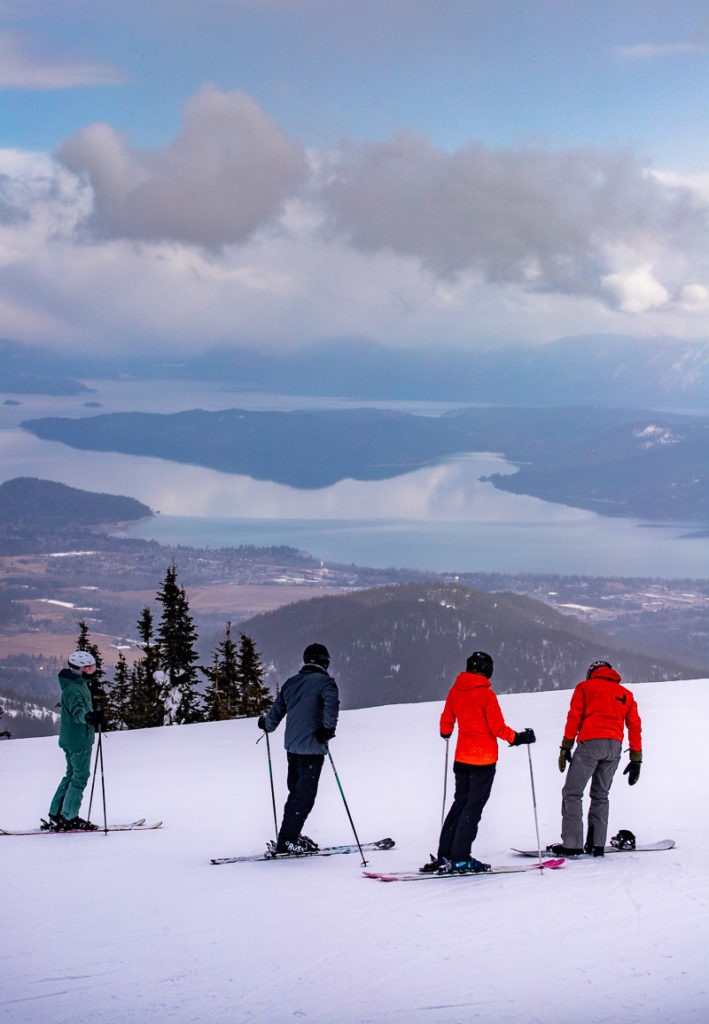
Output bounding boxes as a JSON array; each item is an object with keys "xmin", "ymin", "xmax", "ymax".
[{"xmin": 1, "ymin": 0, "xmax": 708, "ymax": 355}]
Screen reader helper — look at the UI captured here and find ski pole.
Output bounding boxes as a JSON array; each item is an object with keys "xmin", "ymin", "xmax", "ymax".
[
  {"xmin": 327, "ymin": 749, "xmax": 368, "ymax": 867},
  {"xmin": 87, "ymin": 730, "xmax": 101, "ymax": 821},
  {"xmin": 441, "ymin": 736, "xmax": 450, "ymax": 828},
  {"xmin": 263, "ymin": 729, "xmax": 279, "ymax": 843},
  {"xmin": 97, "ymin": 725, "xmax": 108, "ymax": 835},
  {"xmin": 527, "ymin": 742, "xmax": 543, "ymax": 869}
]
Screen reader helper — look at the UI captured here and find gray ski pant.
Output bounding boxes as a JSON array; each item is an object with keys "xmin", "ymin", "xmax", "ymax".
[{"xmin": 561, "ymin": 737, "xmax": 622, "ymax": 849}]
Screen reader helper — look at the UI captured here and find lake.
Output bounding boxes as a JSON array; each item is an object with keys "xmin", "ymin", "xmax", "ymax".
[{"xmin": 3, "ymin": 381, "xmax": 709, "ymax": 579}]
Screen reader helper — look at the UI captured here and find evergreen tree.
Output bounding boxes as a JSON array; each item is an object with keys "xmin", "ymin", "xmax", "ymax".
[
  {"xmin": 0, "ymin": 703, "xmax": 10, "ymax": 739},
  {"xmin": 202, "ymin": 621, "xmax": 241, "ymax": 721},
  {"xmin": 76, "ymin": 619, "xmax": 113, "ymax": 729},
  {"xmin": 129, "ymin": 606, "xmax": 165, "ymax": 729},
  {"xmin": 108, "ymin": 652, "xmax": 132, "ymax": 730},
  {"xmin": 236, "ymin": 634, "xmax": 272, "ymax": 718},
  {"xmin": 156, "ymin": 563, "xmax": 202, "ymax": 724}
]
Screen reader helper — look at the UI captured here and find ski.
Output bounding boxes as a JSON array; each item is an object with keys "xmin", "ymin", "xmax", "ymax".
[
  {"xmin": 513, "ymin": 840, "xmax": 675, "ymax": 858},
  {"xmin": 0, "ymin": 819, "xmax": 163, "ymax": 836},
  {"xmin": 364, "ymin": 858, "xmax": 565, "ymax": 882},
  {"xmin": 210, "ymin": 837, "xmax": 395, "ymax": 865}
]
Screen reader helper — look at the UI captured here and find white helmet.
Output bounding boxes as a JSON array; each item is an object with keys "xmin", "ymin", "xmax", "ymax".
[{"xmin": 68, "ymin": 650, "xmax": 96, "ymax": 670}]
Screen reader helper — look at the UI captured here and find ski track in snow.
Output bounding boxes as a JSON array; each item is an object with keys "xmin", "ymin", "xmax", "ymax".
[{"xmin": 1, "ymin": 679, "xmax": 707, "ymax": 1024}]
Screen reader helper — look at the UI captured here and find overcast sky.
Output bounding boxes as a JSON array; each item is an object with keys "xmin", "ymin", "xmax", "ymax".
[{"xmin": 1, "ymin": 0, "xmax": 708, "ymax": 355}]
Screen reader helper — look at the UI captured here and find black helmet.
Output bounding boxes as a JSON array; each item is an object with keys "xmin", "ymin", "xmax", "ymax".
[
  {"xmin": 466, "ymin": 651, "xmax": 493, "ymax": 678},
  {"xmin": 303, "ymin": 643, "xmax": 330, "ymax": 670},
  {"xmin": 586, "ymin": 660, "xmax": 612, "ymax": 679}
]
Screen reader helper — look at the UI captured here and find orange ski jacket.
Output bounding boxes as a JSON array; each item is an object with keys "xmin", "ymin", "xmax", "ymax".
[
  {"xmin": 439, "ymin": 672, "xmax": 516, "ymax": 765},
  {"xmin": 563, "ymin": 665, "xmax": 642, "ymax": 751}
]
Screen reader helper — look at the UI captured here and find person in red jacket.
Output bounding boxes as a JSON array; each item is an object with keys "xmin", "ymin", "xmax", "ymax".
[
  {"xmin": 420, "ymin": 651, "xmax": 535, "ymax": 874},
  {"xmin": 548, "ymin": 660, "xmax": 642, "ymax": 857}
]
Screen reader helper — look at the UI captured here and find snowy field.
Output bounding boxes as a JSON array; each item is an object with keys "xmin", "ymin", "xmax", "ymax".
[{"xmin": 2, "ymin": 678, "xmax": 707, "ymax": 1024}]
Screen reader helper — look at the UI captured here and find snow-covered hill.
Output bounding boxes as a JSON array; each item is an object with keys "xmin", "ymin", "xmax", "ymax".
[{"xmin": 2, "ymin": 679, "xmax": 707, "ymax": 1024}]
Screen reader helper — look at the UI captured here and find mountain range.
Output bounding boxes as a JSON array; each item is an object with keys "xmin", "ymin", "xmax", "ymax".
[{"xmin": 5, "ymin": 333, "xmax": 709, "ymax": 409}]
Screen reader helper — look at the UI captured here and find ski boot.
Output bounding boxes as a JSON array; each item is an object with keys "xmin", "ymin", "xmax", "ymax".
[
  {"xmin": 59, "ymin": 816, "xmax": 98, "ymax": 831},
  {"xmin": 451, "ymin": 857, "xmax": 491, "ymax": 874},
  {"xmin": 546, "ymin": 843, "xmax": 583, "ymax": 857}
]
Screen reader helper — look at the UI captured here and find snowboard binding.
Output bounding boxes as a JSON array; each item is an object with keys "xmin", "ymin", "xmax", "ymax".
[{"xmin": 610, "ymin": 829, "xmax": 636, "ymax": 851}]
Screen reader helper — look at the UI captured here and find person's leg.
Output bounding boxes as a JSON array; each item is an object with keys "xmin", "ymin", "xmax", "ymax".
[
  {"xmin": 49, "ymin": 750, "xmax": 72, "ymax": 818},
  {"xmin": 449, "ymin": 764, "xmax": 496, "ymax": 863},
  {"xmin": 277, "ymin": 753, "xmax": 324, "ymax": 848},
  {"xmin": 437, "ymin": 763, "xmax": 470, "ymax": 861},
  {"xmin": 587, "ymin": 739, "xmax": 622, "ymax": 849},
  {"xmin": 59, "ymin": 747, "xmax": 93, "ymax": 821},
  {"xmin": 561, "ymin": 741, "xmax": 600, "ymax": 850}
]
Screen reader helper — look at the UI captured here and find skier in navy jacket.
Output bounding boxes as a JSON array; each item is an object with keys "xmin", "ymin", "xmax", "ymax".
[{"xmin": 259, "ymin": 643, "xmax": 339, "ymax": 854}]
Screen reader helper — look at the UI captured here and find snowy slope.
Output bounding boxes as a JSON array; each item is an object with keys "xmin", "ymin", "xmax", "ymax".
[{"xmin": 1, "ymin": 679, "xmax": 707, "ymax": 1024}]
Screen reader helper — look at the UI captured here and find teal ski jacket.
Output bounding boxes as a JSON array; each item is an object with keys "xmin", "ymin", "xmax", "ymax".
[{"xmin": 57, "ymin": 668, "xmax": 95, "ymax": 751}]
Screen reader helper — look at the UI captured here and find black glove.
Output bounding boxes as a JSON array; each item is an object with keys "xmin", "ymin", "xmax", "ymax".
[
  {"xmin": 623, "ymin": 760, "xmax": 641, "ymax": 785},
  {"xmin": 510, "ymin": 728, "xmax": 536, "ymax": 746},
  {"xmin": 314, "ymin": 726, "xmax": 336, "ymax": 744},
  {"xmin": 85, "ymin": 709, "xmax": 105, "ymax": 729},
  {"xmin": 257, "ymin": 715, "xmax": 267, "ymax": 731},
  {"xmin": 440, "ymin": 732, "xmax": 452, "ymax": 740},
  {"xmin": 558, "ymin": 737, "xmax": 574, "ymax": 772}
]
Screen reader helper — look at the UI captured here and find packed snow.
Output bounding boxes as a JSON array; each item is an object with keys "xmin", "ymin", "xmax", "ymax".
[{"xmin": 2, "ymin": 678, "xmax": 707, "ymax": 1024}]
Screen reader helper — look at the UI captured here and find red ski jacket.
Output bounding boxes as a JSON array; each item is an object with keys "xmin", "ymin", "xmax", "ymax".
[
  {"xmin": 439, "ymin": 672, "xmax": 516, "ymax": 765},
  {"xmin": 563, "ymin": 665, "xmax": 642, "ymax": 751}
]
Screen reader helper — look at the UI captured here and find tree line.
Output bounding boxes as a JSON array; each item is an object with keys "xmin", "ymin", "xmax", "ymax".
[{"xmin": 77, "ymin": 563, "xmax": 273, "ymax": 731}]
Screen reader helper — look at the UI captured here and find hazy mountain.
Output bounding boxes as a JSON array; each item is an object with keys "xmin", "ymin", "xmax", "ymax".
[
  {"xmin": 235, "ymin": 581, "xmax": 696, "ymax": 710},
  {"xmin": 0, "ymin": 338, "xmax": 91, "ymax": 396},
  {"xmin": 5, "ymin": 333, "xmax": 709, "ymax": 408}
]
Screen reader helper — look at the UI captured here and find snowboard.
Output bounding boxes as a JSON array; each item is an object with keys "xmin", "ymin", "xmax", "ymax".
[
  {"xmin": 211, "ymin": 837, "xmax": 395, "ymax": 865},
  {"xmin": 364, "ymin": 858, "xmax": 565, "ymax": 882},
  {"xmin": 513, "ymin": 839, "xmax": 675, "ymax": 858},
  {"xmin": 0, "ymin": 819, "xmax": 163, "ymax": 836}
]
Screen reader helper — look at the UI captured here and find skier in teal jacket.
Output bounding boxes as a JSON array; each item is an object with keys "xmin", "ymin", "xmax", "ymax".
[{"xmin": 47, "ymin": 651, "xmax": 104, "ymax": 830}]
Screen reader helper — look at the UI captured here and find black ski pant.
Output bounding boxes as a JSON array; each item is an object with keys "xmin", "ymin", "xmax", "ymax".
[
  {"xmin": 437, "ymin": 761, "xmax": 496, "ymax": 864},
  {"xmin": 277, "ymin": 752, "xmax": 325, "ymax": 849}
]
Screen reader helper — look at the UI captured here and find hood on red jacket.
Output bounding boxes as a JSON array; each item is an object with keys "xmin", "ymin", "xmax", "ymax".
[
  {"xmin": 587, "ymin": 665, "xmax": 622, "ymax": 685},
  {"xmin": 450, "ymin": 671, "xmax": 492, "ymax": 692}
]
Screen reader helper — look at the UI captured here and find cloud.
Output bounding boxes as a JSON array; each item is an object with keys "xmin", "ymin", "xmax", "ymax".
[
  {"xmin": 614, "ymin": 42, "xmax": 705, "ymax": 59},
  {"xmin": 56, "ymin": 85, "xmax": 308, "ymax": 247},
  {"xmin": 601, "ymin": 264, "xmax": 670, "ymax": 313},
  {"xmin": 0, "ymin": 31, "xmax": 128, "ymax": 89},
  {"xmin": 318, "ymin": 132, "xmax": 709, "ymax": 303}
]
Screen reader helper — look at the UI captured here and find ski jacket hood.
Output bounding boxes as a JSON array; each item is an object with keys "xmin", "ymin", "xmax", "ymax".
[
  {"xmin": 57, "ymin": 668, "xmax": 95, "ymax": 752},
  {"xmin": 262, "ymin": 664, "xmax": 340, "ymax": 755},
  {"xmin": 439, "ymin": 672, "xmax": 516, "ymax": 765},
  {"xmin": 564, "ymin": 665, "xmax": 642, "ymax": 751}
]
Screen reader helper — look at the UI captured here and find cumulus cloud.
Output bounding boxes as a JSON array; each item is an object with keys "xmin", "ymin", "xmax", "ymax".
[
  {"xmin": 56, "ymin": 85, "xmax": 308, "ymax": 247},
  {"xmin": 318, "ymin": 132, "xmax": 709, "ymax": 303},
  {"xmin": 0, "ymin": 31, "xmax": 127, "ymax": 89}
]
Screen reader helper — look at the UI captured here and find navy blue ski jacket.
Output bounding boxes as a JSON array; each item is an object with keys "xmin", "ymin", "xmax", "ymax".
[{"xmin": 262, "ymin": 664, "xmax": 340, "ymax": 755}]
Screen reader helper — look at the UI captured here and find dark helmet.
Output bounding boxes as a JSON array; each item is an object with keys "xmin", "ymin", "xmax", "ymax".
[
  {"xmin": 303, "ymin": 643, "xmax": 330, "ymax": 670},
  {"xmin": 586, "ymin": 660, "xmax": 612, "ymax": 679},
  {"xmin": 466, "ymin": 651, "xmax": 493, "ymax": 678}
]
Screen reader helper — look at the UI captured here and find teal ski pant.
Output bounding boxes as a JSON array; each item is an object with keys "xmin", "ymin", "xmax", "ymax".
[
  {"xmin": 49, "ymin": 746, "xmax": 93, "ymax": 820},
  {"xmin": 561, "ymin": 737, "xmax": 621, "ymax": 849}
]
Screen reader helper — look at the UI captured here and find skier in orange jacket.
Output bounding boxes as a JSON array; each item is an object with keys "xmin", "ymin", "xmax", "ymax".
[
  {"xmin": 548, "ymin": 660, "xmax": 642, "ymax": 857},
  {"xmin": 420, "ymin": 651, "xmax": 535, "ymax": 874}
]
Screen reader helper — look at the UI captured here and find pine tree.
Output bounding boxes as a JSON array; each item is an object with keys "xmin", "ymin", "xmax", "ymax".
[
  {"xmin": 203, "ymin": 621, "xmax": 241, "ymax": 721},
  {"xmin": 129, "ymin": 606, "xmax": 165, "ymax": 729},
  {"xmin": 156, "ymin": 563, "xmax": 202, "ymax": 724},
  {"xmin": 108, "ymin": 652, "xmax": 132, "ymax": 729},
  {"xmin": 76, "ymin": 619, "xmax": 113, "ymax": 729},
  {"xmin": 0, "ymin": 703, "xmax": 10, "ymax": 739},
  {"xmin": 236, "ymin": 634, "xmax": 272, "ymax": 718}
]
